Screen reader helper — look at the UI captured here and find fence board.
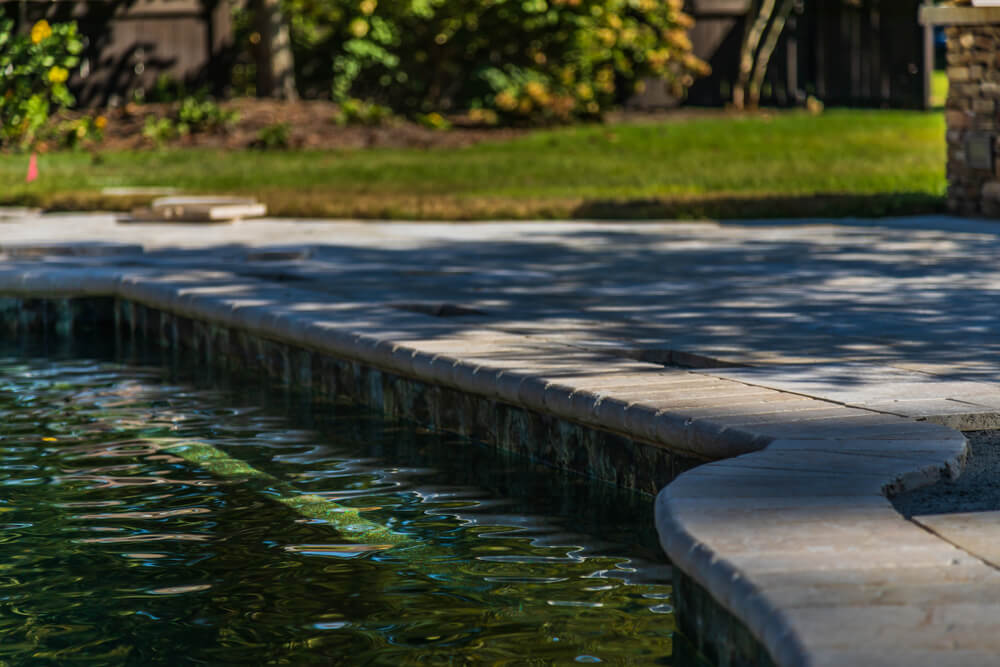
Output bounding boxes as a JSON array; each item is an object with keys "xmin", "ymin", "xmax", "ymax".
[
  {"xmin": 5, "ymin": 0, "xmax": 231, "ymax": 106},
  {"xmin": 639, "ymin": 0, "xmax": 931, "ymax": 109}
]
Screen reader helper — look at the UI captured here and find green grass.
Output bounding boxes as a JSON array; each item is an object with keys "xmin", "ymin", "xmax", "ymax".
[
  {"xmin": 0, "ymin": 109, "xmax": 947, "ymax": 220},
  {"xmin": 931, "ymin": 69, "xmax": 949, "ymax": 109}
]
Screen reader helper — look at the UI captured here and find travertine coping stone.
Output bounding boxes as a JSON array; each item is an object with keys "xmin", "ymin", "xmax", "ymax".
[
  {"xmin": 0, "ymin": 265, "xmax": 806, "ymax": 461},
  {"xmin": 657, "ymin": 430, "xmax": 978, "ymax": 667},
  {"xmin": 0, "ymin": 262, "xmax": 984, "ymax": 665},
  {"xmin": 914, "ymin": 511, "xmax": 1000, "ymax": 568}
]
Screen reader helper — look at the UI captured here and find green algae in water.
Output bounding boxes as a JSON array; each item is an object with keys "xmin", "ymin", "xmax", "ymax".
[
  {"xmin": 160, "ymin": 439, "xmax": 412, "ymax": 547},
  {"xmin": 0, "ymin": 349, "xmax": 675, "ymax": 664}
]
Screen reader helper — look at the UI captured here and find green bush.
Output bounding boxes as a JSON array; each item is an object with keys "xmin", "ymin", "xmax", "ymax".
[
  {"xmin": 415, "ymin": 111, "xmax": 451, "ymax": 131},
  {"xmin": 284, "ymin": 0, "xmax": 707, "ymax": 123},
  {"xmin": 140, "ymin": 96, "xmax": 239, "ymax": 147},
  {"xmin": 333, "ymin": 97, "xmax": 393, "ymax": 126},
  {"xmin": 50, "ymin": 114, "xmax": 106, "ymax": 150},
  {"xmin": 175, "ymin": 96, "xmax": 239, "ymax": 134},
  {"xmin": 142, "ymin": 116, "xmax": 178, "ymax": 148},
  {"xmin": 0, "ymin": 18, "xmax": 83, "ymax": 149},
  {"xmin": 254, "ymin": 122, "xmax": 291, "ymax": 150}
]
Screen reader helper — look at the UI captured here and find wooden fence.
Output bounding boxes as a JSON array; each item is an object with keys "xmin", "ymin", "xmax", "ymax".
[
  {"xmin": 5, "ymin": 0, "xmax": 231, "ymax": 106},
  {"xmin": 6, "ymin": 0, "xmax": 931, "ymax": 110},
  {"xmin": 643, "ymin": 0, "xmax": 934, "ymax": 109}
]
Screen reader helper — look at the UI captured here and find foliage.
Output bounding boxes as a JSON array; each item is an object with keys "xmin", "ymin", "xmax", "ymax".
[
  {"xmin": 333, "ymin": 98, "xmax": 393, "ymax": 126},
  {"xmin": 49, "ymin": 114, "xmax": 106, "ymax": 150},
  {"xmin": 142, "ymin": 97, "xmax": 239, "ymax": 147},
  {"xmin": 254, "ymin": 122, "xmax": 291, "ymax": 149},
  {"xmin": 175, "ymin": 96, "xmax": 239, "ymax": 133},
  {"xmin": 415, "ymin": 112, "xmax": 451, "ymax": 131},
  {"xmin": 283, "ymin": 0, "xmax": 708, "ymax": 122},
  {"xmin": 0, "ymin": 18, "xmax": 83, "ymax": 149},
  {"xmin": 142, "ymin": 116, "xmax": 178, "ymax": 148}
]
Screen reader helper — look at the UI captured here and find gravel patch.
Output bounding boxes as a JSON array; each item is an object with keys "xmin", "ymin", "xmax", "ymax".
[{"xmin": 892, "ymin": 430, "xmax": 1000, "ymax": 517}]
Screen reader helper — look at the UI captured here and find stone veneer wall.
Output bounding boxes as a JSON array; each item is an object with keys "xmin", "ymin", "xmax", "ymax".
[{"xmin": 944, "ymin": 23, "xmax": 1000, "ymax": 215}]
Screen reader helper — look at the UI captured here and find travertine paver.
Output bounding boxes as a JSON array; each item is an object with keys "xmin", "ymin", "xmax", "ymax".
[
  {"xmin": 5, "ymin": 214, "xmax": 1000, "ymax": 422},
  {"xmin": 914, "ymin": 511, "xmax": 1000, "ymax": 568},
  {"xmin": 4, "ymin": 211, "xmax": 1000, "ymax": 665}
]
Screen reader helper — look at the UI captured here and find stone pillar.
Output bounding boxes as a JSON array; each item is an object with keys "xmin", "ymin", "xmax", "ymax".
[{"xmin": 922, "ymin": 5, "xmax": 1000, "ymax": 216}]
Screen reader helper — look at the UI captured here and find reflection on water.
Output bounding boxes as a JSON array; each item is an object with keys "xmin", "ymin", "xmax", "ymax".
[{"xmin": 0, "ymin": 339, "xmax": 674, "ymax": 664}]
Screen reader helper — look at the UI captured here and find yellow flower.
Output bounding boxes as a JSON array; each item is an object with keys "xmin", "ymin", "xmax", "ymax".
[
  {"xmin": 495, "ymin": 91, "xmax": 518, "ymax": 111},
  {"xmin": 31, "ymin": 20, "xmax": 52, "ymax": 44},
  {"xmin": 94, "ymin": 115, "xmax": 107, "ymax": 130},
  {"xmin": 597, "ymin": 28, "xmax": 616, "ymax": 47},
  {"xmin": 524, "ymin": 81, "xmax": 549, "ymax": 104},
  {"xmin": 48, "ymin": 66, "xmax": 68, "ymax": 84},
  {"xmin": 360, "ymin": 0, "xmax": 377, "ymax": 15},
  {"xmin": 349, "ymin": 18, "xmax": 369, "ymax": 38}
]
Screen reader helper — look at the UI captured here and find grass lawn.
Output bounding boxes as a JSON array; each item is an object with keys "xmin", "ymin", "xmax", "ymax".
[
  {"xmin": 0, "ymin": 109, "xmax": 947, "ymax": 220},
  {"xmin": 931, "ymin": 69, "xmax": 949, "ymax": 109}
]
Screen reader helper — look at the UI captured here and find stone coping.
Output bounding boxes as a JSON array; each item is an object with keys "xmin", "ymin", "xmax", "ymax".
[
  {"xmin": 655, "ymin": 439, "xmax": 998, "ymax": 666},
  {"xmin": 1, "ymin": 218, "xmax": 995, "ymax": 665},
  {"xmin": 0, "ymin": 265, "xmax": 961, "ymax": 461},
  {"xmin": 0, "ymin": 262, "xmax": 981, "ymax": 665},
  {"xmin": 920, "ymin": 5, "xmax": 1000, "ymax": 25}
]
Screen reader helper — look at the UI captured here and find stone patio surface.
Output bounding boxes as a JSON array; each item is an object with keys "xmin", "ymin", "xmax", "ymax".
[{"xmin": 3, "ymin": 211, "xmax": 1000, "ymax": 665}]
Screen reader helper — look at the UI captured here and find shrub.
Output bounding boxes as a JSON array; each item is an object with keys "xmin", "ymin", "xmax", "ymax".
[
  {"xmin": 0, "ymin": 18, "xmax": 83, "ymax": 149},
  {"xmin": 254, "ymin": 122, "xmax": 291, "ymax": 149},
  {"xmin": 415, "ymin": 111, "xmax": 451, "ymax": 131},
  {"xmin": 175, "ymin": 96, "xmax": 239, "ymax": 134},
  {"xmin": 142, "ymin": 116, "xmax": 177, "ymax": 148},
  {"xmin": 50, "ymin": 114, "xmax": 106, "ymax": 150},
  {"xmin": 284, "ymin": 0, "xmax": 707, "ymax": 123},
  {"xmin": 141, "ymin": 97, "xmax": 239, "ymax": 147},
  {"xmin": 333, "ymin": 98, "xmax": 393, "ymax": 126}
]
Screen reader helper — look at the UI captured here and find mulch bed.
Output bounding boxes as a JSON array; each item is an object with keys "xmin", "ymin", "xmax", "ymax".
[{"xmin": 61, "ymin": 98, "xmax": 528, "ymax": 151}]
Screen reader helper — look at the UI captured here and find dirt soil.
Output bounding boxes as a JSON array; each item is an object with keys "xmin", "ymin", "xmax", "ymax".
[
  {"xmin": 69, "ymin": 98, "xmax": 530, "ymax": 151},
  {"xmin": 60, "ymin": 99, "xmax": 742, "ymax": 152},
  {"xmin": 892, "ymin": 430, "xmax": 1000, "ymax": 517}
]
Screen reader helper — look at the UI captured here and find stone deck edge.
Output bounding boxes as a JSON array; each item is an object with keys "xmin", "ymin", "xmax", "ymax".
[{"xmin": 0, "ymin": 265, "xmax": 981, "ymax": 666}]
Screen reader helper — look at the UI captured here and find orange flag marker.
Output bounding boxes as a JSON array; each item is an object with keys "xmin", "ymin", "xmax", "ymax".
[{"xmin": 25, "ymin": 153, "xmax": 38, "ymax": 183}]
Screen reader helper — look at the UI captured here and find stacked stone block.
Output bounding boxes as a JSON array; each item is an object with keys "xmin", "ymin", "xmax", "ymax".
[{"xmin": 945, "ymin": 24, "xmax": 1000, "ymax": 216}]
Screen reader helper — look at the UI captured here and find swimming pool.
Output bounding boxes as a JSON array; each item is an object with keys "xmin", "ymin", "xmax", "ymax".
[{"xmin": 0, "ymin": 338, "xmax": 676, "ymax": 663}]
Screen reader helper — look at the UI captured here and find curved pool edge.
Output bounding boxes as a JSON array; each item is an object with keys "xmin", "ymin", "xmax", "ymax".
[
  {"xmin": 0, "ymin": 264, "xmax": 992, "ymax": 665},
  {"xmin": 654, "ymin": 430, "xmax": 1000, "ymax": 666}
]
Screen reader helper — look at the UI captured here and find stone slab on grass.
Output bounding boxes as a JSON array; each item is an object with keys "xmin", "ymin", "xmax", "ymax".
[{"xmin": 126, "ymin": 196, "xmax": 267, "ymax": 223}]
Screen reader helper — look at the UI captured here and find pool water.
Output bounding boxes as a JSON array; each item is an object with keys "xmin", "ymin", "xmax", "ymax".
[{"xmin": 0, "ymin": 342, "xmax": 675, "ymax": 664}]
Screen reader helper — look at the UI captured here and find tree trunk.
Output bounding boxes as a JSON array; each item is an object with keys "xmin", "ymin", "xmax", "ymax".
[
  {"xmin": 748, "ymin": 0, "xmax": 796, "ymax": 109},
  {"xmin": 733, "ymin": 0, "xmax": 775, "ymax": 110},
  {"xmin": 254, "ymin": 0, "xmax": 297, "ymax": 100}
]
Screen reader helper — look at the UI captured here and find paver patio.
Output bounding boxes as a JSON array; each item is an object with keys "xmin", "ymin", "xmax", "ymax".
[{"xmin": 3, "ymin": 211, "xmax": 1000, "ymax": 665}]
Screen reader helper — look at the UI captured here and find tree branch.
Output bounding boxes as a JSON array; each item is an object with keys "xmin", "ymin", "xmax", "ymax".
[{"xmin": 748, "ymin": 0, "xmax": 796, "ymax": 108}]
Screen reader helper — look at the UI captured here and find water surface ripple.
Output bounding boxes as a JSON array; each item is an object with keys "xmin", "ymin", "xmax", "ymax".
[{"xmin": 0, "ymin": 345, "xmax": 673, "ymax": 664}]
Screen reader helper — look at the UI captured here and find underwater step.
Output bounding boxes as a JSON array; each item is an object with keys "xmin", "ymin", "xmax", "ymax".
[{"xmin": 158, "ymin": 439, "xmax": 412, "ymax": 547}]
